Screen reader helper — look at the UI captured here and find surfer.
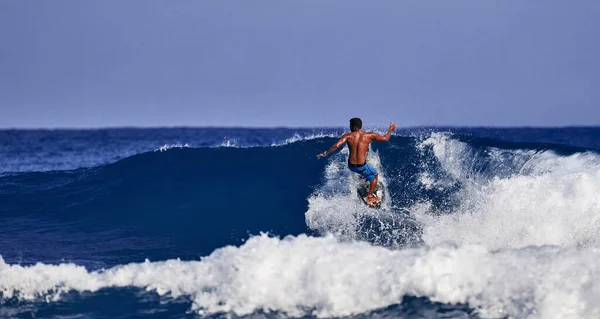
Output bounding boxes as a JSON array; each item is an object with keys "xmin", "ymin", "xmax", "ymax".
[{"xmin": 317, "ymin": 118, "xmax": 395, "ymax": 205}]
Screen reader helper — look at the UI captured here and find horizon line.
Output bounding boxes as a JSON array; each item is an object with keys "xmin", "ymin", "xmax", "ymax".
[{"xmin": 1, "ymin": 124, "xmax": 599, "ymax": 131}]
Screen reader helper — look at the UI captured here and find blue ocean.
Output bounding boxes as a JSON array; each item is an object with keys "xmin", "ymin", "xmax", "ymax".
[{"xmin": 1, "ymin": 127, "xmax": 600, "ymax": 319}]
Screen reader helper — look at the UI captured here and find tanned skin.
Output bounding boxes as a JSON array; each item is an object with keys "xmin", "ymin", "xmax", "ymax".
[{"xmin": 317, "ymin": 122, "xmax": 396, "ymax": 204}]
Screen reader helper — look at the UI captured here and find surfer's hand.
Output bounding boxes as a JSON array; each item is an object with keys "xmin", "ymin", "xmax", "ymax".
[
  {"xmin": 317, "ymin": 152, "xmax": 327, "ymax": 159},
  {"xmin": 389, "ymin": 122, "xmax": 396, "ymax": 131}
]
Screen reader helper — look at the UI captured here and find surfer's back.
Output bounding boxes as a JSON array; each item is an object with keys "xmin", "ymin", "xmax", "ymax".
[{"xmin": 345, "ymin": 130, "xmax": 374, "ymax": 165}]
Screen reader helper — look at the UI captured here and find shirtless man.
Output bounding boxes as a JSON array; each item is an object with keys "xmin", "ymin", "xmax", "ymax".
[{"xmin": 317, "ymin": 118, "xmax": 396, "ymax": 205}]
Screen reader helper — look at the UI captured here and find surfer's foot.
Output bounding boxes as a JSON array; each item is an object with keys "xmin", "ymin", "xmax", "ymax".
[{"xmin": 366, "ymin": 195, "xmax": 380, "ymax": 205}]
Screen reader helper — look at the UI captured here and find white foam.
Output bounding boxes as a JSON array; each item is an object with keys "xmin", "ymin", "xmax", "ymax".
[
  {"xmin": 219, "ymin": 138, "xmax": 237, "ymax": 147},
  {"xmin": 419, "ymin": 132, "xmax": 472, "ymax": 181},
  {"xmin": 415, "ymin": 133, "xmax": 600, "ymax": 250},
  {"xmin": 1, "ymin": 235, "xmax": 600, "ymax": 318},
  {"xmin": 214, "ymin": 132, "xmax": 339, "ymax": 148},
  {"xmin": 271, "ymin": 132, "xmax": 339, "ymax": 147},
  {"xmin": 418, "ymin": 172, "xmax": 445, "ymax": 190},
  {"xmin": 156, "ymin": 143, "xmax": 190, "ymax": 152}
]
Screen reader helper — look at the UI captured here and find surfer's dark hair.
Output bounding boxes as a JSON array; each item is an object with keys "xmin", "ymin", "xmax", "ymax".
[{"xmin": 350, "ymin": 118, "xmax": 362, "ymax": 132}]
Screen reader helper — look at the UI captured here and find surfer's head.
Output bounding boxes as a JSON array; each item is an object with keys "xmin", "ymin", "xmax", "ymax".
[{"xmin": 350, "ymin": 118, "xmax": 362, "ymax": 132}]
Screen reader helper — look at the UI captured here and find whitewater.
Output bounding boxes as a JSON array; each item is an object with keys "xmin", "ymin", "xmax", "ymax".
[{"xmin": 1, "ymin": 127, "xmax": 600, "ymax": 318}]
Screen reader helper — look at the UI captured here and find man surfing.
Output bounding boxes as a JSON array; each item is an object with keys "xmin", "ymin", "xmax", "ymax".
[{"xmin": 317, "ymin": 118, "xmax": 396, "ymax": 206}]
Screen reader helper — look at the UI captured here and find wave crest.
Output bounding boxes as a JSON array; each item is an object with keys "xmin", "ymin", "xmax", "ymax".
[{"xmin": 414, "ymin": 133, "xmax": 600, "ymax": 249}]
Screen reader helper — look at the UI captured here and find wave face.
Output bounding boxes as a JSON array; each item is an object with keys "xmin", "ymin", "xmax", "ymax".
[{"xmin": 1, "ymin": 127, "xmax": 600, "ymax": 318}]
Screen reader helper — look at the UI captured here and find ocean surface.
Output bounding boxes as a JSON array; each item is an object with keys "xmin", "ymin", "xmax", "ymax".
[{"xmin": 1, "ymin": 127, "xmax": 600, "ymax": 319}]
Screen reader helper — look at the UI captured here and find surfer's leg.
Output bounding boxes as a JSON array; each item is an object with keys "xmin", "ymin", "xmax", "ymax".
[
  {"xmin": 358, "ymin": 164, "xmax": 380, "ymax": 204},
  {"xmin": 366, "ymin": 174, "xmax": 379, "ymax": 203},
  {"xmin": 350, "ymin": 163, "xmax": 380, "ymax": 204},
  {"xmin": 367, "ymin": 174, "xmax": 378, "ymax": 196}
]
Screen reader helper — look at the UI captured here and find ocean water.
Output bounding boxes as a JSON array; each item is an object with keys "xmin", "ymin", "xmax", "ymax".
[{"xmin": 1, "ymin": 127, "xmax": 600, "ymax": 319}]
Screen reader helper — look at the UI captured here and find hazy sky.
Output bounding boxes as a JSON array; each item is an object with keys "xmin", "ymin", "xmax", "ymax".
[{"xmin": 1, "ymin": 1, "xmax": 599, "ymax": 128}]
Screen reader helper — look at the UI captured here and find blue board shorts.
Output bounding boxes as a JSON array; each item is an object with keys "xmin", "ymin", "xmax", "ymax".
[{"xmin": 348, "ymin": 162, "xmax": 378, "ymax": 182}]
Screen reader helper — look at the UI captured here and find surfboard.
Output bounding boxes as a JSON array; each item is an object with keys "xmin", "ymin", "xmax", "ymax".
[{"xmin": 357, "ymin": 181, "xmax": 385, "ymax": 209}]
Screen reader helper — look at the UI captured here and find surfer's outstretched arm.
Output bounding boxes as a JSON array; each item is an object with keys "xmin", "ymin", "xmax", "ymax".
[
  {"xmin": 370, "ymin": 122, "xmax": 396, "ymax": 142},
  {"xmin": 317, "ymin": 134, "xmax": 348, "ymax": 158}
]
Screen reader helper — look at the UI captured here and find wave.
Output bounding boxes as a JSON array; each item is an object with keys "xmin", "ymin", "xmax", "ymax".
[
  {"xmin": 3, "ymin": 132, "xmax": 600, "ymax": 254},
  {"xmin": 3, "ymin": 130, "xmax": 600, "ymax": 317},
  {"xmin": 2, "ymin": 234, "xmax": 599, "ymax": 318},
  {"xmin": 0, "ymin": 140, "xmax": 332, "ymax": 264},
  {"xmin": 413, "ymin": 133, "xmax": 600, "ymax": 250},
  {"xmin": 306, "ymin": 132, "xmax": 600, "ymax": 251}
]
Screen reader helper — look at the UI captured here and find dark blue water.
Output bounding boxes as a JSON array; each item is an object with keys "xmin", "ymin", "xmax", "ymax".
[{"xmin": 2, "ymin": 127, "xmax": 600, "ymax": 319}]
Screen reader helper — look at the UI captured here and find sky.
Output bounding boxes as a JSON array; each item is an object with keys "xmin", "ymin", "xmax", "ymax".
[{"xmin": 1, "ymin": 1, "xmax": 599, "ymax": 128}]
